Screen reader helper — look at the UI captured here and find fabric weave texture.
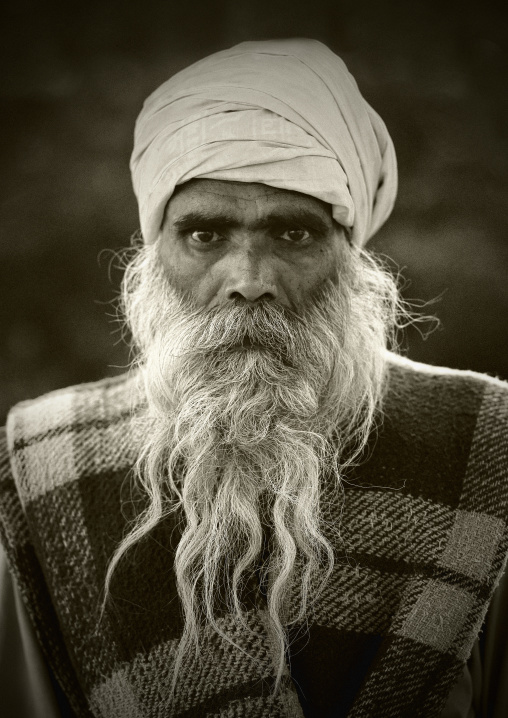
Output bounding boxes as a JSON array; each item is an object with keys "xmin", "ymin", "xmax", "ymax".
[{"xmin": 1, "ymin": 354, "xmax": 508, "ymax": 717}]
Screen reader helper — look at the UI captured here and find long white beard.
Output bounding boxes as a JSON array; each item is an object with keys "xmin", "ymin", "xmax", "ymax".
[{"xmin": 107, "ymin": 239, "xmax": 400, "ymax": 690}]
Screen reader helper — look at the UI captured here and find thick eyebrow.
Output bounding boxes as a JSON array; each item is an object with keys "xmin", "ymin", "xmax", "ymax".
[{"xmin": 171, "ymin": 208, "xmax": 332, "ymax": 235}]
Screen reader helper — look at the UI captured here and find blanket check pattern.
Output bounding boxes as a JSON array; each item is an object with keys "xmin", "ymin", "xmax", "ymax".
[{"xmin": 1, "ymin": 357, "xmax": 508, "ymax": 718}]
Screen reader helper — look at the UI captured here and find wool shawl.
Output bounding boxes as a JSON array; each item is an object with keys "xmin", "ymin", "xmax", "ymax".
[{"xmin": 1, "ymin": 354, "xmax": 508, "ymax": 718}]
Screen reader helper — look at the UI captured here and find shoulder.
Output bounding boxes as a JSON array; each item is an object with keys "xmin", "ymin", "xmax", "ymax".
[
  {"xmin": 384, "ymin": 352, "xmax": 508, "ymax": 430},
  {"xmin": 7, "ymin": 371, "xmax": 139, "ymax": 440},
  {"xmin": 362, "ymin": 353, "xmax": 508, "ymax": 506},
  {"xmin": 386, "ymin": 351, "xmax": 508, "ymax": 399},
  {"xmin": 5, "ymin": 372, "xmax": 141, "ymax": 507}
]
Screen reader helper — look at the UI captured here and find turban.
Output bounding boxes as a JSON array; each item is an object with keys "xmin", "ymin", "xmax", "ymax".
[{"xmin": 130, "ymin": 39, "xmax": 397, "ymax": 247}]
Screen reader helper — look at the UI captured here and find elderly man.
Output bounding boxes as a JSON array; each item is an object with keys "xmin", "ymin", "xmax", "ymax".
[{"xmin": 1, "ymin": 39, "xmax": 507, "ymax": 718}]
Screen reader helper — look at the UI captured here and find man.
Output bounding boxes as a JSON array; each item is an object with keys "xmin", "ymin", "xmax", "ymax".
[{"xmin": 1, "ymin": 39, "xmax": 507, "ymax": 718}]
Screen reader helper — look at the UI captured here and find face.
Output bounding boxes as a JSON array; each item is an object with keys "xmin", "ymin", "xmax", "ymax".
[
  {"xmin": 159, "ymin": 179, "xmax": 348, "ymax": 309},
  {"xmin": 119, "ymin": 187, "xmax": 396, "ymax": 687}
]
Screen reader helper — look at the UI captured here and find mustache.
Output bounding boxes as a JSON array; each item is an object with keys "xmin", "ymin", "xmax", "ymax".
[{"xmin": 171, "ymin": 296, "xmax": 317, "ymax": 359}]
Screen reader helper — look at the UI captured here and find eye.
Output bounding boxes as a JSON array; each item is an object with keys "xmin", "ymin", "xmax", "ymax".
[
  {"xmin": 189, "ymin": 230, "xmax": 222, "ymax": 244},
  {"xmin": 279, "ymin": 228, "xmax": 312, "ymax": 244}
]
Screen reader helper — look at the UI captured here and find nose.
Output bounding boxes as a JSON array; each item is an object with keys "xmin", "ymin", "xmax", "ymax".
[{"xmin": 223, "ymin": 249, "xmax": 278, "ymax": 303}]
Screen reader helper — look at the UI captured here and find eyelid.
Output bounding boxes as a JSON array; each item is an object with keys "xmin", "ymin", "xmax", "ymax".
[
  {"xmin": 278, "ymin": 228, "xmax": 313, "ymax": 244},
  {"xmin": 188, "ymin": 229, "xmax": 224, "ymax": 245},
  {"xmin": 182, "ymin": 225, "xmax": 318, "ymax": 247}
]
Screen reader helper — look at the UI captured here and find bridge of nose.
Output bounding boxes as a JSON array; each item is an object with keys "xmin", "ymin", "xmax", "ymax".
[{"xmin": 222, "ymin": 233, "xmax": 279, "ymax": 302}]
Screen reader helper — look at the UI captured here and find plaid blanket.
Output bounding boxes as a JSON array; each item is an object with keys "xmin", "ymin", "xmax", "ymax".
[{"xmin": 1, "ymin": 355, "xmax": 508, "ymax": 718}]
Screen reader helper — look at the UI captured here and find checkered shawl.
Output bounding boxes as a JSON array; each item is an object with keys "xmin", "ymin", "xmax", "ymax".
[{"xmin": 1, "ymin": 355, "xmax": 508, "ymax": 718}]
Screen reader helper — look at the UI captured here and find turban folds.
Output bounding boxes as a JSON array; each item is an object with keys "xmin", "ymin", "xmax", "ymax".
[{"xmin": 130, "ymin": 39, "xmax": 397, "ymax": 247}]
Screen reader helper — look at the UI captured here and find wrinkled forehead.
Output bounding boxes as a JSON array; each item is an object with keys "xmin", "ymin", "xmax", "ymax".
[{"xmin": 165, "ymin": 179, "xmax": 337, "ymax": 227}]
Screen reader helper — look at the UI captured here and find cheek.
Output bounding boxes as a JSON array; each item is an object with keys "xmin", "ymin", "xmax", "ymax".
[
  {"xmin": 287, "ymin": 247, "xmax": 340, "ymax": 302},
  {"xmin": 158, "ymin": 239, "xmax": 218, "ymax": 306},
  {"xmin": 158, "ymin": 241, "xmax": 190, "ymax": 297}
]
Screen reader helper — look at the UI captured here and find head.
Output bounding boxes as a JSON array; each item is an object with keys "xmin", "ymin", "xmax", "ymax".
[{"xmin": 109, "ymin": 39, "xmax": 402, "ymax": 694}]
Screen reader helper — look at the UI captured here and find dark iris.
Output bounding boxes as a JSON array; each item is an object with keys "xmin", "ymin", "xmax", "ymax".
[
  {"xmin": 281, "ymin": 229, "xmax": 310, "ymax": 242},
  {"xmin": 191, "ymin": 230, "xmax": 218, "ymax": 243}
]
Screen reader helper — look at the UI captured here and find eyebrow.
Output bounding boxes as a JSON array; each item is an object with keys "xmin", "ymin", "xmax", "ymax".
[{"xmin": 171, "ymin": 208, "xmax": 332, "ymax": 235}]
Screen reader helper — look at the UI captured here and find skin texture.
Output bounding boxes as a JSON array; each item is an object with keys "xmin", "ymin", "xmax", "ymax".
[{"xmin": 159, "ymin": 179, "xmax": 349, "ymax": 310}]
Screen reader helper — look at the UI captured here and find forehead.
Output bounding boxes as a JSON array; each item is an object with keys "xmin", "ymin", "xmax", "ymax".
[{"xmin": 166, "ymin": 179, "xmax": 334, "ymax": 220}]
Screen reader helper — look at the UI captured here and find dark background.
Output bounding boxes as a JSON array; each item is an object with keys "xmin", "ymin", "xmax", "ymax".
[{"xmin": 1, "ymin": 0, "xmax": 507, "ymax": 423}]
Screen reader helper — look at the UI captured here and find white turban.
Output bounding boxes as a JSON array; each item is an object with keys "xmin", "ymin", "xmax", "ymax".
[{"xmin": 130, "ymin": 39, "xmax": 397, "ymax": 247}]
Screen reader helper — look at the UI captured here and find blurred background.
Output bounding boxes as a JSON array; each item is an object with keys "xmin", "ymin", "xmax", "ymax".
[{"xmin": 1, "ymin": 0, "xmax": 507, "ymax": 423}]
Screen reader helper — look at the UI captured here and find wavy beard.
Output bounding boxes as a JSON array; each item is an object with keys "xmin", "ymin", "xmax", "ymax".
[{"xmin": 106, "ymin": 238, "xmax": 401, "ymax": 693}]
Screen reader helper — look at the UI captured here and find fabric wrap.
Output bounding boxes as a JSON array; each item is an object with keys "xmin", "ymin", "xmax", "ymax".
[
  {"xmin": 0, "ymin": 356, "xmax": 508, "ymax": 717},
  {"xmin": 130, "ymin": 39, "xmax": 397, "ymax": 247}
]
